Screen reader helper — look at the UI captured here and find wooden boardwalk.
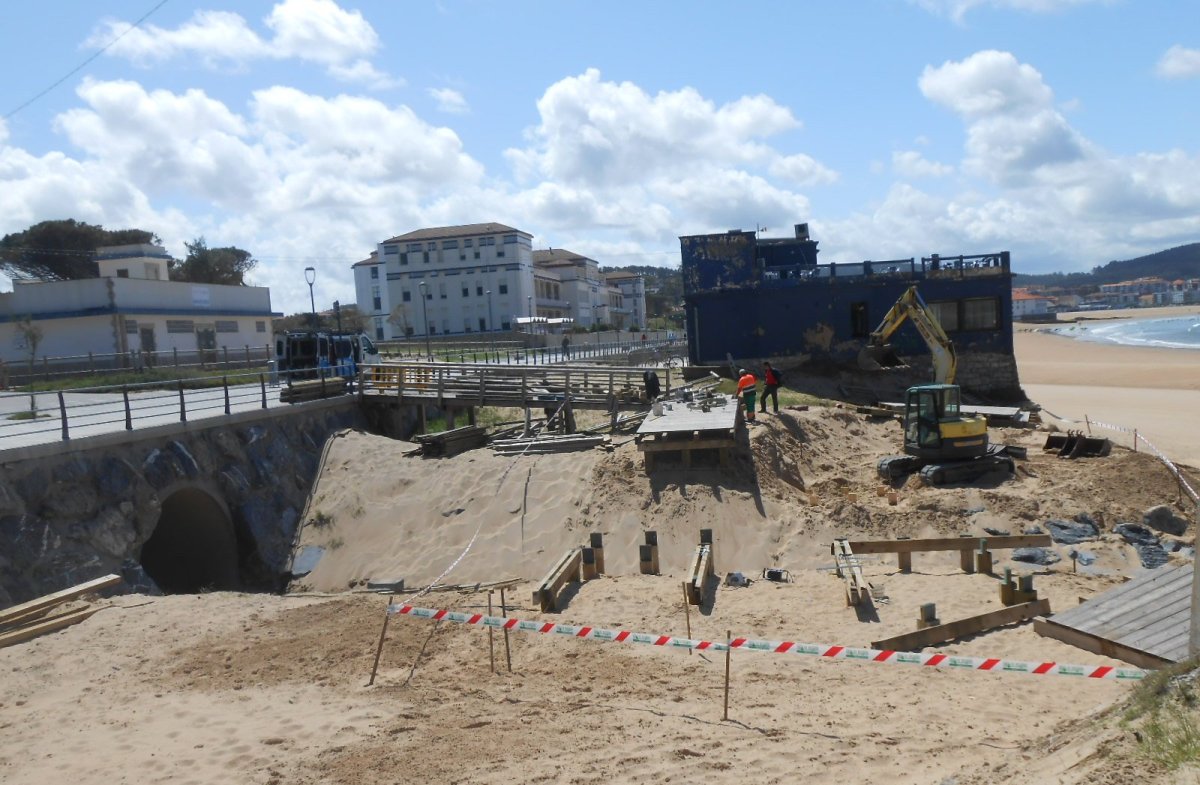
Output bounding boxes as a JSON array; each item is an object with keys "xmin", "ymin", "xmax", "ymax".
[
  {"xmin": 635, "ymin": 395, "xmax": 740, "ymax": 469},
  {"xmin": 358, "ymin": 362, "xmax": 672, "ymax": 412},
  {"xmin": 1035, "ymin": 562, "xmax": 1192, "ymax": 668}
]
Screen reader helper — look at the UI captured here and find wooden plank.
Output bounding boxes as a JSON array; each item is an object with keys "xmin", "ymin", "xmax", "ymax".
[
  {"xmin": 833, "ymin": 540, "xmax": 871, "ymax": 607},
  {"xmin": 0, "ymin": 574, "xmax": 121, "ymax": 625},
  {"xmin": 532, "ymin": 549, "xmax": 582, "ymax": 612},
  {"xmin": 0, "ymin": 606, "xmax": 102, "ymax": 649},
  {"xmin": 839, "ymin": 535, "xmax": 1052, "ymax": 554},
  {"xmin": 1052, "ymin": 565, "xmax": 1191, "ymax": 629},
  {"xmin": 1035, "ymin": 618, "xmax": 1173, "ymax": 669},
  {"xmin": 1085, "ymin": 589, "xmax": 1192, "ymax": 642},
  {"xmin": 637, "ymin": 436, "xmax": 737, "ymax": 454},
  {"xmin": 872, "ymin": 598, "xmax": 1050, "ymax": 652}
]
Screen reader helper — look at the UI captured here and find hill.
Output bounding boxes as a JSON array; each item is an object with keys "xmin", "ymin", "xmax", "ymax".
[{"xmin": 1017, "ymin": 242, "xmax": 1200, "ymax": 288}]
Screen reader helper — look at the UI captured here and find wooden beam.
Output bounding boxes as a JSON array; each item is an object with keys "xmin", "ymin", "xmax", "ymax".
[
  {"xmin": 532, "ymin": 549, "xmax": 582, "ymax": 612},
  {"xmin": 1035, "ymin": 618, "xmax": 1173, "ymax": 670},
  {"xmin": 871, "ymin": 598, "xmax": 1050, "ymax": 651},
  {"xmin": 832, "ymin": 540, "xmax": 872, "ymax": 607},
  {"xmin": 0, "ymin": 607, "xmax": 102, "ymax": 649},
  {"xmin": 0, "ymin": 574, "xmax": 121, "ymax": 626},
  {"xmin": 836, "ymin": 535, "xmax": 1051, "ymax": 555}
]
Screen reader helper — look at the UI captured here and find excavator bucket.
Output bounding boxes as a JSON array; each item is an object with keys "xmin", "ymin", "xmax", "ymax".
[
  {"xmin": 857, "ymin": 343, "xmax": 907, "ymax": 371},
  {"xmin": 1042, "ymin": 432, "xmax": 1070, "ymax": 451},
  {"xmin": 1043, "ymin": 430, "xmax": 1111, "ymax": 458}
]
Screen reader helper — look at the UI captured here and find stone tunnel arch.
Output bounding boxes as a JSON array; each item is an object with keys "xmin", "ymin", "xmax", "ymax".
[{"xmin": 140, "ymin": 485, "xmax": 241, "ymax": 594}]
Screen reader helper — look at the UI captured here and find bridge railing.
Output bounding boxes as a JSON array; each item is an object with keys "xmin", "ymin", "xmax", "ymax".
[
  {"xmin": 0, "ymin": 366, "xmax": 346, "ymax": 445},
  {"xmin": 378, "ymin": 338, "xmax": 687, "ymax": 367}
]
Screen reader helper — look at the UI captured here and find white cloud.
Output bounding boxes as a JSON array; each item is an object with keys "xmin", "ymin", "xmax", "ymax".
[
  {"xmin": 1157, "ymin": 45, "xmax": 1200, "ymax": 79},
  {"xmin": 911, "ymin": 0, "xmax": 1109, "ymax": 23},
  {"xmin": 770, "ymin": 153, "xmax": 839, "ymax": 186},
  {"xmin": 892, "ymin": 150, "xmax": 954, "ymax": 178},
  {"xmin": 88, "ymin": 0, "xmax": 398, "ymax": 87},
  {"xmin": 428, "ymin": 87, "xmax": 469, "ymax": 114}
]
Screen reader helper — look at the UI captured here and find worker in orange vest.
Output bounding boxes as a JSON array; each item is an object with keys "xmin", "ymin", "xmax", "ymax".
[{"xmin": 736, "ymin": 368, "xmax": 757, "ymax": 423}]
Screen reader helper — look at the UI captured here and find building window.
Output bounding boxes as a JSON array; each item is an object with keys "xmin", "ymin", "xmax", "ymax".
[
  {"xmin": 479, "ymin": 317, "xmax": 487, "ymax": 332},
  {"xmin": 474, "ymin": 251, "xmax": 480, "ymax": 259},
  {"xmin": 503, "ymin": 234, "xmax": 518, "ymax": 244},
  {"xmin": 443, "ymin": 240, "xmax": 458, "ymax": 250},
  {"xmin": 375, "ymin": 326, "xmax": 384, "ymax": 340},
  {"xmin": 462, "ymin": 286, "xmax": 470, "ymax": 297},
  {"xmin": 850, "ymin": 302, "xmax": 869, "ymax": 338},
  {"xmin": 427, "ymin": 242, "xmax": 437, "ymax": 251},
  {"xmin": 125, "ymin": 319, "xmax": 139, "ymax": 334},
  {"xmin": 441, "ymin": 318, "xmax": 450, "ymax": 334},
  {"xmin": 167, "ymin": 320, "xmax": 194, "ymax": 334},
  {"xmin": 929, "ymin": 300, "xmax": 960, "ymax": 332},
  {"xmin": 464, "ymin": 318, "xmax": 472, "ymax": 332},
  {"xmin": 963, "ymin": 297, "xmax": 1000, "ymax": 330},
  {"xmin": 501, "ymin": 320, "xmax": 511, "ymax": 330},
  {"xmin": 499, "ymin": 283, "xmax": 508, "ymax": 294},
  {"xmin": 439, "ymin": 283, "xmax": 447, "ymax": 299},
  {"xmin": 373, "ymin": 297, "xmax": 382, "ymax": 311},
  {"xmin": 116, "ymin": 269, "xmax": 129, "ymax": 278},
  {"xmin": 370, "ymin": 266, "xmax": 379, "ymax": 279},
  {"xmin": 256, "ymin": 320, "xmax": 266, "ymax": 333},
  {"xmin": 402, "ymin": 290, "xmax": 411, "ymax": 302},
  {"xmin": 383, "ymin": 245, "xmax": 399, "ymax": 255},
  {"xmin": 407, "ymin": 243, "xmax": 423, "ymax": 253},
  {"xmin": 400, "ymin": 253, "xmax": 408, "ymax": 266},
  {"xmin": 476, "ymin": 285, "xmax": 484, "ymax": 296},
  {"xmin": 423, "ymin": 252, "xmax": 430, "ymax": 263},
  {"xmin": 215, "ymin": 320, "xmax": 239, "ymax": 333}
]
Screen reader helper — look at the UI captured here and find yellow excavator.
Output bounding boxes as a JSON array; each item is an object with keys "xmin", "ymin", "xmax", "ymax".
[{"xmin": 861, "ymin": 285, "xmax": 1014, "ymax": 485}]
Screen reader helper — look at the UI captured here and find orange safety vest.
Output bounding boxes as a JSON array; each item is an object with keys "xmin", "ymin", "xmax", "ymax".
[{"xmin": 737, "ymin": 373, "xmax": 757, "ymax": 394}]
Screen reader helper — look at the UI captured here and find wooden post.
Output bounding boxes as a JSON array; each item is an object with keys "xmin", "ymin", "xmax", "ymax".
[
  {"xmin": 974, "ymin": 540, "xmax": 993, "ymax": 575},
  {"xmin": 487, "ymin": 592, "xmax": 496, "ymax": 673},
  {"xmin": 1084, "ymin": 414, "xmax": 1091, "ymax": 435},
  {"xmin": 959, "ymin": 547, "xmax": 974, "ymax": 574},
  {"xmin": 368, "ymin": 597, "xmax": 393, "ymax": 686},
  {"xmin": 590, "ymin": 532, "xmax": 605, "ymax": 574},
  {"xmin": 640, "ymin": 531, "xmax": 659, "ymax": 574},
  {"xmin": 581, "ymin": 547, "xmax": 598, "ymax": 581},
  {"xmin": 917, "ymin": 603, "xmax": 939, "ymax": 629},
  {"xmin": 500, "ymin": 588, "xmax": 512, "ymax": 672},
  {"xmin": 1133, "ymin": 429, "xmax": 1138, "ymax": 453},
  {"xmin": 898, "ymin": 551, "xmax": 912, "ymax": 573},
  {"xmin": 682, "ymin": 582, "xmax": 693, "ymax": 655},
  {"xmin": 723, "ymin": 629, "xmax": 731, "ymax": 721}
]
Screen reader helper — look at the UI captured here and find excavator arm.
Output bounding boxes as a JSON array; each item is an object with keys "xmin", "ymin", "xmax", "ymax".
[{"xmin": 860, "ymin": 285, "xmax": 957, "ymax": 384}]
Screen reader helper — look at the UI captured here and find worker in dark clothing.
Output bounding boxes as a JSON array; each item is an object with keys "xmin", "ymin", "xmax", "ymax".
[
  {"xmin": 643, "ymin": 370, "xmax": 661, "ymax": 401},
  {"xmin": 760, "ymin": 361, "xmax": 782, "ymax": 414}
]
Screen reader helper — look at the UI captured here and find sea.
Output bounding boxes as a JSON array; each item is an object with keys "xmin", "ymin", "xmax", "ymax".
[{"xmin": 1050, "ymin": 315, "xmax": 1200, "ymax": 350}]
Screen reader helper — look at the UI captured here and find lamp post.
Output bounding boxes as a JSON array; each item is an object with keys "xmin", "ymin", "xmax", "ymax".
[
  {"xmin": 486, "ymin": 289, "xmax": 494, "ymax": 352},
  {"xmin": 333, "ymin": 300, "xmax": 342, "ymax": 335},
  {"xmin": 304, "ymin": 266, "xmax": 317, "ymax": 330},
  {"xmin": 418, "ymin": 281, "xmax": 431, "ymax": 361},
  {"xmin": 527, "ymin": 295, "xmax": 533, "ymax": 335}
]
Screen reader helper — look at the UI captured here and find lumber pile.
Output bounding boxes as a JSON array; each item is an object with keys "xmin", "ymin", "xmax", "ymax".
[
  {"xmin": 491, "ymin": 433, "xmax": 609, "ymax": 456},
  {"xmin": 0, "ymin": 574, "xmax": 121, "ymax": 649},
  {"xmin": 280, "ymin": 376, "xmax": 350, "ymax": 403},
  {"xmin": 414, "ymin": 425, "xmax": 488, "ymax": 457}
]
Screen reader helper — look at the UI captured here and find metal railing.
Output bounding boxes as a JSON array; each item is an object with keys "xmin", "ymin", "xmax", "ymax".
[
  {"xmin": 1, "ymin": 344, "xmax": 273, "ymax": 387},
  {"xmin": 378, "ymin": 338, "xmax": 687, "ymax": 366}
]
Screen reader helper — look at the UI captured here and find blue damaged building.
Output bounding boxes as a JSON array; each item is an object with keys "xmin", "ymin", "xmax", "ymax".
[{"xmin": 680, "ymin": 223, "xmax": 1023, "ymax": 401}]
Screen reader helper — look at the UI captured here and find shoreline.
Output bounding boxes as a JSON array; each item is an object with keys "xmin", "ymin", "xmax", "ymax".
[{"xmin": 1014, "ymin": 316, "xmax": 1200, "ymax": 468}]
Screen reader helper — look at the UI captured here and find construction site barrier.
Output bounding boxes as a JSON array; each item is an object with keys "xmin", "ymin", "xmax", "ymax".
[{"xmin": 388, "ymin": 603, "xmax": 1147, "ymax": 681}]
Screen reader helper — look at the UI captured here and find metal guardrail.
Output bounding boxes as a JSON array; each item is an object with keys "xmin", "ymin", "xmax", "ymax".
[
  {"xmin": 378, "ymin": 338, "xmax": 687, "ymax": 366},
  {"xmin": 2, "ymin": 345, "xmax": 273, "ymax": 387}
]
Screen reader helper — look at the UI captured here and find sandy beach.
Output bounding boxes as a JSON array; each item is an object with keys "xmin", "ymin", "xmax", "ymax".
[
  {"xmin": 3, "ymin": 308, "xmax": 1200, "ymax": 784},
  {"xmin": 1015, "ymin": 304, "xmax": 1200, "ymax": 469}
]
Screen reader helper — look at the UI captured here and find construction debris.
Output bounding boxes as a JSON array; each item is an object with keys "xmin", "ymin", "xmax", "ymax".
[
  {"xmin": 415, "ymin": 425, "xmax": 488, "ymax": 457},
  {"xmin": 0, "ymin": 574, "xmax": 120, "ymax": 649},
  {"xmin": 491, "ymin": 433, "xmax": 610, "ymax": 456}
]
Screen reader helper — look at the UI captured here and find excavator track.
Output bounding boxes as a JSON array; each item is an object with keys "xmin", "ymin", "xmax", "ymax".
[{"xmin": 918, "ymin": 454, "xmax": 1014, "ymax": 486}]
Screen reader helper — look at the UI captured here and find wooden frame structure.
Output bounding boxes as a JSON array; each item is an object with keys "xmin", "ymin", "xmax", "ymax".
[
  {"xmin": 532, "ymin": 533, "xmax": 606, "ymax": 613},
  {"xmin": 836, "ymin": 534, "xmax": 1053, "ymax": 574},
  {"xmin": 635, "ymin": 396, "xmax": 739, "ymax": 471},
  {"xmin": 0, "ymin": 574, "xmax": 120, "ymax": 649},
  {"xmin": 832, "ymin": 539, "xmax": 872, "ymax": 607},
  {"xmin": 684, "ymin": 530, "xmax": 716, "ymax": 606},
  {"xmin": 871, "ymin": 598, "xmax": 1051, "ymax": 651}
]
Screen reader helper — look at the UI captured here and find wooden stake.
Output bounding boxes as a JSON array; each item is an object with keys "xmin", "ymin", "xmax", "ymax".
[
  {"xmin": 723, "ymin": 629, "xmax": 731, "ymax": 721},
  {"xmin": 368, "ymin": 595, "xmax": 393, "ymax": 686},
  {"xmin": 488, "ymin": 591, "xmax": 496, "ymax": 673},
  {"xmin": 500, "ymin": 588, "xmax": 512, "ymax": 672},
  {"xmin": 682, "ymin": 582, "xmax": 693, "ymax": 655},
  {"xmin": 1134, "ymin": 429, "xmax": 1138, "ymax": 452},
  {"xmin": 1084, "ymin": 414, "xmax": 1091, "ymax": 435}
]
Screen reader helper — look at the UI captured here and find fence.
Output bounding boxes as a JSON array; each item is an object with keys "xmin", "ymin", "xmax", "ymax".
[
  {"xmin": 379, "ymin": 337, "xmax": 687, "ymax": 367},
  {"xmin": 1, "ymin": 345, "xmax": 274, "ymax": 388}
]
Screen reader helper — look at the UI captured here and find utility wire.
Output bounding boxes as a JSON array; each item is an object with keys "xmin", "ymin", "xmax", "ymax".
[{"xmin": 4, "ymin": 0, "xmax": 172, "ymax": 121}]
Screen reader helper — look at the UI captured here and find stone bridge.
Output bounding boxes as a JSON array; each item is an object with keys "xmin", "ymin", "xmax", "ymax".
[{"xmin": 0, "ymin": 397, "xmax": 363, "ymax": 608}]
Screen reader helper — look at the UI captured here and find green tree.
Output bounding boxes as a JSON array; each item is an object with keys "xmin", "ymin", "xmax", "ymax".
[
  {"xmin": 172, "ymin": 238, "xmax": 257, "ymax": 285},
  {"xmin": 16, "ymin": 316, "xmax": 42, "ymax": 413},
  {"xmin": 0, "ymin": 220, "xmax": 157, "ymax": 280}
]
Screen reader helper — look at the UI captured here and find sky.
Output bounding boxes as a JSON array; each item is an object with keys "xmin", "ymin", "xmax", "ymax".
[{"xmin": 1, "ymin": 0, "xmax": 1198, "ymax": 315}]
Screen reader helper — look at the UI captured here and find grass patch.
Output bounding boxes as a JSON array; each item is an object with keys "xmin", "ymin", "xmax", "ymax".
[
  {"xmin": 6, "ymin": 410, "xmax": 49, "ymax": 421},
  {"xmin": 1123, "ymin": 657, "xmax": 1200, "ymax": 771},
  {"xmin": 712, "ymin": 378, "xmax": 833, "ymax": 408},
  {"xmin": 23, "ymin": 367, "xmax": 262, "ymax": 393},
  {"xmin": 309, "ymin": 510, "xmax": 334, "ymax": 529}
]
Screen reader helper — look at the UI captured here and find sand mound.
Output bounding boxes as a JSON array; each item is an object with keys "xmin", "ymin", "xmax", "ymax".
[{"xmin": 292, "ymin": 406, "xmax": 1192, "ymax": 592}]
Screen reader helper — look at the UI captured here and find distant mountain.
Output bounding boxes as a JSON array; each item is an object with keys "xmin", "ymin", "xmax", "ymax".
[{"xmin": 1016, "ymin": 242, "xmax": 1200, "ymax": 288}]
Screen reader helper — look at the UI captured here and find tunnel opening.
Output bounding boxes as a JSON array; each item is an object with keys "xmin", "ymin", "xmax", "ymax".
[{"xmin": 140, "ymin": 487, "xmax": 242, "ymax": 594}]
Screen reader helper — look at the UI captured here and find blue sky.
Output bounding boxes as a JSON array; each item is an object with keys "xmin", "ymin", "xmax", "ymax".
[{"xmin": 1, "ymin": 0, "xmax": 1198, "ymax": 314}]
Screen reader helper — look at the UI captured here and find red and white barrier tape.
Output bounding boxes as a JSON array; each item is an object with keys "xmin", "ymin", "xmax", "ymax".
[{"xmin": 389, "ymin": 603, "xmax": 1146, "ymax": 681}]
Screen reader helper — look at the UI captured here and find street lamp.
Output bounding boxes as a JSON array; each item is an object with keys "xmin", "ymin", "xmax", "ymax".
[
  {"xmin": 304, "ymin": 266, "xmax": 317, "ymax": 330},
  {"xmin": 527, "ymin": 295, "xmax": 533, "ymax": 335},
  {"xmin": 486, "ymin": 289, "xmax": 494, "ymax": 352},
  {"xmin": 418, "ymin": 281, "xmax": 431, "ymax": 361}
]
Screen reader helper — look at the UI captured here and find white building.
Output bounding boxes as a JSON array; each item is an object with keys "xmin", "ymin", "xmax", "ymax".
[
  {"xmin": 602, "ymin": 270, "xmax": 648, "ymax": 330},
  {"xmin": 1011, "ymin": 289, "xmax": 1054, "ymax": 319},
  {"xmin": 531, "ymin": 248, "xmax": 630, "ymax": 329},
  {"xmin": 0, "ymin": 243, "xmax": 277, "ymax": 364},
  {"xmin": 353, "ymin": 223, "xmax": 535, "ymax": 341}
]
